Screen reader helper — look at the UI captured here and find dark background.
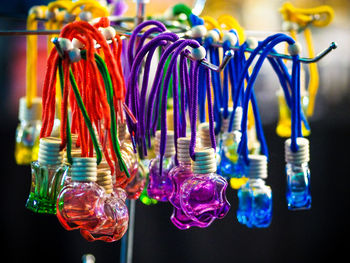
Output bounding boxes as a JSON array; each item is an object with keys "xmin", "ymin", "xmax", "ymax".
[{"xmin": 0, "ymin": 1, "xmax": 349, "ymax": 262}]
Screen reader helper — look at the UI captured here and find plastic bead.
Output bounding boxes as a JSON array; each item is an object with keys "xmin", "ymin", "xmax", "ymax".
[
  {"xmin": 191, "ymin": 25, "xmax": 207, "ymax": 38},
  {"xmin": 68, "ymin": 48, "xmax": 82, "ymax": 63},
  {"xmin": 58, "ymin": 38, "xmax": 73, "ymax": 52},
  {"xmin": 191, "ymin": 46, "xmax": 206, "ymax": 60},
  {"xmin": 206, "ymin": 29, "xmax": 220, "ymax": 42},
  {"xmin": 64, "ymin": 12, "xmax": 76, "ymax": 23},
  {"xmin": 101, "ymin": 26, "xmax": 116, "ymax": 40},
  {"xmin": 45, "ymin": 10, "xmax": 56, "ymax": 21},
  {"xmin": 288, "ymin": 42, "xmax": 302, "ymax": 55},
  {"xmin": 79, "ymin": 11, "xmax": 92, "ymax": 22},
  {"xmin": 72, "ymin": 38, "xmax": 84, "ymax": 49},
  {"xmin": 222, "ymin": 31, "xmax": 238, "ymax": 46},
  {"xmin": 246, "ymin": 37, "xmax": 258, "ymax": 49}
]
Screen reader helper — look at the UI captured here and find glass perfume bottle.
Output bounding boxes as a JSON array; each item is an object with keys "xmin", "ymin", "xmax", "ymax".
[
  {"xmin": 79, "ymin": 169, "xmax": 129, "ymax": 242},
  {"xmin": 147, "ymin": 130, "xmax": 175, "ymax": 202},
  {"xmin": 26, "ymin": 137, "xmax": 68, "ymax": 214},
  {"xmin": 219, "ymin": 107, "xmax": 247, "ymax": 189},
  {"xmin": 15, "ymin": 97, "xmax": 42, "ymax": 165},
  {"xmin": 56, "ymin": 157, "xmax": 107, "ymax": 231},
  {"xmin": 180, "ymin": 148, "xmax": 230, "ymax": 228},
  {"xmin": 237, "ymin": 155, "xmax": 272, "ymax": 228},
  {"xmin": 285, "ymin": 137, "xmax": 311, "ymax": 210},
  {"xmin": 169, "ymin": 137, "xmax": 205, "ymax": 229},
  {"xmin": 117, "ymin": 123, "xmax": 145, "ymax": 199},
  {"xmin": 139, "ymin": 159, "xmax": 158, "ymax": 205}
]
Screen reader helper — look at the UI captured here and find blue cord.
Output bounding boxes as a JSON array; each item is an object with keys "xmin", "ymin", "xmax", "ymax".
[{"xmin": 238, "ymin": 35, "xmax": 297, "ymax": 164}]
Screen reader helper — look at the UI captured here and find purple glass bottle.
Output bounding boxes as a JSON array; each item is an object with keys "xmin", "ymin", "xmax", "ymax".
[
  {"xmin": 147, "ymin": 130, "xmax": 175, "ymax": 202},
  {"xmin": 168, "ymin": 137, "xmax": 211, "ymax": 229},
  {"xmin": 180, "ymin": 148, "xmax": 230, "ymax": 228}
]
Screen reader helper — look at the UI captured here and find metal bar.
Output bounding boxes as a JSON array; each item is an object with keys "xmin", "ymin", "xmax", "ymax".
[{"xmin": 0, "ymin": 28, "xmax": 337, "ymax": 65}]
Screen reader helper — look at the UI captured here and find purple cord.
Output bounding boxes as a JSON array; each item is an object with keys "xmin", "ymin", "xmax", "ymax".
[
  {"xmin": 146, "ymin": 41, "xmax": 189, "ymax": 138},
  {"xmin": 127, "ymin": 21, "xmax": 167, "ymax": 71},
  {"xmin": 135, "ymin": 27, "xmax": 164, "ymax": 55},
  {"xmin": 158, "ymin": 40, "xmax": 201, "ymax": 176},
  {"xmin": 206, "ymin": 68, "xmax": 216, "ymax": 149},
  {"xmin": 127, "ymin": 33, "xmax": 178, "ymax": 147},
  {"xmin": 179, "ymin": 53, "xmax": 188, "ymax": 138},
  {"xmin": 189, "ymin": 61, "xmax": 201, "ymax": 160}
]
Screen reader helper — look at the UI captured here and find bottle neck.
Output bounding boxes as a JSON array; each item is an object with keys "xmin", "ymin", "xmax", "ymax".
[
  {"xmin": 286, "ymin": 162, "xmax": 309, "ymax": 169},
  {"xmin": 178, "ymin": 160, "xmax": 191, "ymax": 167}
]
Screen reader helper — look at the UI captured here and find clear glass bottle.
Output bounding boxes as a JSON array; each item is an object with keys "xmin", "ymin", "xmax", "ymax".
[
  {"xmin": 285, "ymin": 137, "xmax": 311, "ymax": 210},
  {"xmin": 15, "ymin": 97, "xmax": 42, "ymax": 165},
  {"xmin": 79, "ymin": 187, "xmax": 129, "ymax": 242},
  {"xmin": 180, "ymin": 148, "xmax": 230, "ymax": 228},
  {"xmin": 147, "ymin": 130, "xmax": 175, "ymax": 202},
  {"xmin": 56, "ymin": 157, "xmax": 107, "ymax": 231},
  {"xmin": 237, "ymin": 155, "xmax": 272, "ymax": 228},
  {"xmin": 237, "ymin": 178, "xmax": 272, "ymax": 228},
  {"xmin": 26, "ymin": 137, "xmax": 68, "ymax": 214}
]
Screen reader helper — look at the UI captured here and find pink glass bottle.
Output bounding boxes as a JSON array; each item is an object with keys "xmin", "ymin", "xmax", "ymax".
[
  {"xmin": 56, "ymin": 157, "xmax": 107, "ymax": 231},
  {"xmin": 147, "ymin": 130, "xmax": 175, "ymax": 202},
  {"xmin": 180, "ymin": 148, "xmax": 230, "ymax": 228},
  {"xmin": 118, "ymin": 123, "xmax": 145, "ymax": 199},
  {"xmin": 80, "ymin": 169, "xmax": 129, "ymax": 242}
]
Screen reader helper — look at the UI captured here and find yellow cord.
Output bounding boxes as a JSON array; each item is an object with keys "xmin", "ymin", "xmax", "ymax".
[
  {"xmin": 280, "ymin": 2, "xmax": 334, "ymax": 116},
  {"xmin": 26, "ymin": 6, "xmax": 47, "ymax": 108},
  {"xmin": 67, "ymin": 0, "xmax": 109, "ymax": 18}
]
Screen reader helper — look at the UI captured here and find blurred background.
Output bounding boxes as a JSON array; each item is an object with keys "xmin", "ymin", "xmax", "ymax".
[{"xmin": 0, "ymin": 0, "xmax": 349, "ymax": 262}]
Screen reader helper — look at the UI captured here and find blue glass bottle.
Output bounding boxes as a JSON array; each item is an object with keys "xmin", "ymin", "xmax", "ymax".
[
  {"xmin": 237, "ymin": 154, "xmax": 272, "ymax": 228},
  {"xmin": 285, "ymin": 137, "xmax": 311, "ymax": 210},
  {"xmin": 286, "ymin": 162, "xmax": 311, "ymax": 210}
]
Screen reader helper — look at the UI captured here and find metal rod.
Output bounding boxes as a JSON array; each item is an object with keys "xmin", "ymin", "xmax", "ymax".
[
  {"xmin": 120, "ymin": 199, "xmax": 136, "ymax": 263},
  {"xmin": 0, "ymin": 28, "xmax": 337, "ymax": 67}
]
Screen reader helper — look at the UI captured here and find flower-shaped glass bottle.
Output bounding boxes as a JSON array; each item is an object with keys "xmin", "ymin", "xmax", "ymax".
[{"xmin": 26, "ymin": 137, "xmax": 68, "ymax": 214}]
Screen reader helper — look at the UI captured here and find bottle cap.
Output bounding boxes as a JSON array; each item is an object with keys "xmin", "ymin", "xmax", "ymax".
[
  {"xmin": 18, "ymin": 97, "xmax": 42, "ymax": 122},
  {"xmin": 198, "ymin": 122, "xmax": 213, "ymax": 148},
  {"xmin": 70, "ymin": 157, "xmax": 97, "ymax": 182},
  {"xmin": 245, "ymin": 154, "xmax": 268, "ymax": 179},
  {"xmin": 192, "ymin": 148, "xmax": 217, "ymax": 174},
  {"xmin": 177, "ymin": 137, "xmax": 191, "ymax": 163},
  {"xmin": 117, "ymin": 122, "xmax": 127, "ymax": 142},
  {"xmin": 38, "ymin": 137, "xmax": 62, "ymax": 166},
  {"xmin": 232, "ymin": 106, "xmax": 243, "ymax": 131},
  {"xmin": 96, "ymin": 169, "xmax": 113, "ymax": 194},
  {"xmin": 284, "ymin": 137, "xmax": 310, "ymax": 164},
  {"xmin": 155, "ymin": 130, "xmax": 175, "ymax": 157}
]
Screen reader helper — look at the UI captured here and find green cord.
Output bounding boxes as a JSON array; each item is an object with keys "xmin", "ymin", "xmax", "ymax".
[
  {"xmin": 92, "ymin": 53, "xmax": 130, "ymax": 178},
  {"xmin": 68, "ymin": 66, "xmax": 103, "ymax": 164},
  {"xmin": 58, "ymin": 58, "xmax": 73, "ymax": 165}
]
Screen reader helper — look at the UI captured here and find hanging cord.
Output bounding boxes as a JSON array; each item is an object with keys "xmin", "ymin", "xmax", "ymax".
[
  {"xmin": 26, "ymin": 6, "xmax": 47, "ymax": 108},
  {"xmin": 158, "ymin": 40, "xmax": 201, "ymax": 174},
  {"xmin": 267, "ymin": 53, "xmax": 310, "ymax": 131},
  {"xmin": 127, "ymin": 20, "xmax": 167, "ymax": 71},
  {"xmin": 238, "ymin": 34, "xmax": 300, "ymax": 164},
  {"xmin": 127, "ymin": 31, "xmax": 179, "ymax": 153},
  {"xmin": 280, "ymin": 2, "xmax": 334, "ymax": 117}
]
